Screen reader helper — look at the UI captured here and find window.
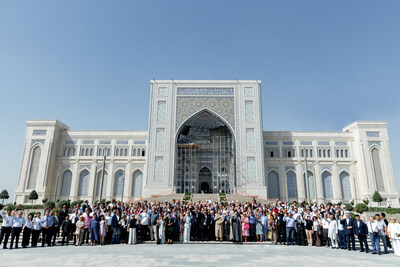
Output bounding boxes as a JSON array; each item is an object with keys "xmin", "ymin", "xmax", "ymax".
[
  {"xmin": 27, "ymin": 146, "xmax": 41, "ymax": 189},
  {"xmin": 113, "ymin": 170, "xmax": 124, "ymax": 197},
  {"xmin": 131, "ymin": 170, "xmax": 143, "ymax": 197},
  {"xmin": 78, "ymin": 170, "xmax": 90, "ymax": 196},
  {"xmin": 268, "ymin": 171, "xmax": 280, "ymax": 199},
  {"xmin": 96, "ymin": 171, "xmax": 108, "ymax": 197},
  {"xmin": 322, "ymin": 171, "xmax": 333, "ymax": 199},
  {"xmin": 340, "ymin": 172, "xmax": 352, "ymax": 199},
  {"xmin": 60, "ymin": 171, "xmax": 72, "ymax": 196},
  {"xmin": 371, "ymin": 148, "xmax": 385, "ymax": 191},
  {"xmin": 286, "ymin": 171, "xmax": 297, "ymax": 198}
]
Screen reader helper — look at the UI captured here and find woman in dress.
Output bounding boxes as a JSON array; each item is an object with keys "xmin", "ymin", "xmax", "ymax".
[
  {"xmin": 183, "ymin": 211, "xmax": 191, "ymax": 242},
  {"xmin": 387, "ymin": 217, "xmax": 400, "ymax": 256},
  {"xmin": 88, "ymin": 214, "xmax": 99, "ymax": 246},
  {"xmin": 157, "ymin": 214, "xmax": 166, "ymax": 244},
  {"xmin": 255, "ymin": 214, "xmax": 262, "ymax": 242},
  {"xmin": 241, "ymin": 212, "xmax": 250, "ymax": 243},
  {"xmin": 75, "ymin": 216, "xmax": 85, "ymax": 246},
  {"xmin": 128, "ymin": 213, "xmax": 137, "ymax": 245},
  {"xmin": 99, "ymin": 215, "xmax": 107, "ymax": 246},
  {"xmin": 119, "ymin": 215, "xmax": 128, "ymax": 244},
  {"xmin": 230, "ymin": 210, "xmax": 241, "ymax": 242},
  {"xmin": 179, "ymin": 211, "xmax": 185, "ymax": 242},
  {"xmin": 165, "ymin": 212, "xmax": 174, "ymax": 244}
]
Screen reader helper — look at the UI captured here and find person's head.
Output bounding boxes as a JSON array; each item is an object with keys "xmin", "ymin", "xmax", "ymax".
[
  {"xmin": 55, "ymin": 211, "xmax": 59, "ymax": 216},
  {"xmin": 329, "ymin": 214, "xmax": 334, "ymax": 220},
  {"xmin": 45, "ymin": 209, "xmax": 50, "ymax": 216},
  {"xmin": 79, "ymin": 216, "xmax": 84, "ymax": 221},
  {"xmin": 65, "ymin": 215, "xmax": 70, "ymax": 220},
  {"xmin": 369, "ymin": 216, "xmax": 374, "ymax": 223},
  {"xmin": 375, "ymin": 214, "xmax": 381, "ymax": 221},
  {"xmin": 390, "ymin": 217, "xmax": 396, "ymax": 224},
  {"xmin": 36, "ymin": 211, "xmax": 41, "ymax": 218},
  {"xmin": 288, "ymin": 212, "xmax": 292, "ymax": 218},
  {"xmin": 313, "ymin": 216, "xmax": 317, "ymax": 221},
  {"xmin": 63, "ymin": 204, "xmax": 67, "ymax": 210},
  {"xmin": 355, "ymin": 214, "xmax": 360, "ymax": 221},
  {"xmin": 17, "ymin": 211, "xmax": 23, "ymax": 217},
  {"xmin": 28, "ymin": 213, "xmax": 33, "ymax": 220},
  {"xmin": 152, "ymin": 209, "xmax": 156, "ymax": 214},
  {"xmin": 380, "ymin": 213, "xmax": 386, "ymax": 218},
  {"xmin": 92, "ymin": 214, "xmax": 97, "ymax": 220},
  {"xmin": 345, "ymin": 213, "xmax": 350, "ymax": 219}
]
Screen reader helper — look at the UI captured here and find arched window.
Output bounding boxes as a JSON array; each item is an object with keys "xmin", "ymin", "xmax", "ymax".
[
  {"xmin": 336, "ymin": 150, "xmax": 339, "ymax": 158},
  {"xmin": 142, "ymin": 149, "xmax": 145, "ymax": 157},
  {"xmin": 63, "ymin": 148, "xmax": 68, "ymax": 156},
  {"xmin": 301, "ymin": 149, "xmax": 304, "ymax": 157},
  {"xmin": 327, "ymin": 149, "xmax": 331, "ymax": 158},
  {"xmin": 80, "ymin": 148, "xmax": 84, "ymax": 156},
  {"xmin": 340, "ymin": 150, "xmax": 344, "ymax": 158},
  {"xmin": 98, "ymin": 148, "xmax": 102, "ymax": 156},
  {"xmin": 345, "ymin": 150, "xmax": 348, "ymax": 158},
  {"xmin": 27, "ymin": 146, "xmax": 41, "ymax": 189},
  {"xmin": 318, "ymin": 149, "xmax": 322, "ymax": 158},
  {"xmin": 60, "ymin": 170, "xmax": 72, "ymax": 196},
  {"xmin": 78, "ymin": 170, "xmax": 90, "ymax": 196},
  {"xmin": 90, "ymin": 148, "xmax": 93, "ymax": 156},
  {"xmin": 371, "ymin": 148, "xmax": 385, "ymax": 191},
  {"xmin": 268, "ymin": 171, "xmax": 280, "ymax": 199},
  {"xmin": 322, "ymin": 171, "xmax": 333, "ymax": 199},
  {"xmin": 115, "ymin": 148, "xmax": 119, "ymax": 156},
  {"xmin": 340, "ymin": 171, "xmax": 352, "ymax": 199},
  {"xmin": 303, "ymin": 171, "xmax": 315, "ymax": 199},
  {"xmin": 286, "ymin": 171, "xmax": 297, "ymax": 198},
  {"xmin": 137, "ymin": 148, "xmax": 141, "ymax": 157},
  {"xmin": 107, "ymin": 148, "xmax": 111, "ymax": 156},
  {"xmin": 114, "ymin": 170, "xmax": 124, "ymax": 197},
  {"xmin": 323, "ymin": 150, "xmax": 326, "ymax": 158},
  {"xmin": 96, "ymin": 171, "xmax": 108, "ymax": 197},
  {"xmin": 310, "ymin": 149, "xmax": 313, "ymax": 157},
  {"xmin": 288, "ymin": 151, "xmax": 292, "ymax": 158},
  {"xmin": 131, "ymin": 170, "xmax": 143, "ymax": 197},
  {"xmin": 133, "ymin": 148, "xmax": 136, "ymax": 156}
]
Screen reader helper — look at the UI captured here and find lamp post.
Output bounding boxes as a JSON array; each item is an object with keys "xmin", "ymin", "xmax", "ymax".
[
  {"xmin": 304, "ymin": 155, "xmax": 310, "ymax": 205},
  {"xmin": 99, "ymin": 155, "xmax": 106, "ymax": 203}
]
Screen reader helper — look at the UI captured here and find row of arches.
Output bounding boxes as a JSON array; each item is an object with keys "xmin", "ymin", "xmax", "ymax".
[
  {"xmin": 63, "ymin": 147, "xmax": 146, "ymax": 157},
  {"xmin": 267, "ymin": 170, "xmax": 352, "ymax": 200},
  {"xmin": 60, "ymin": 169, "xmax": 143, "ymax": 198}
]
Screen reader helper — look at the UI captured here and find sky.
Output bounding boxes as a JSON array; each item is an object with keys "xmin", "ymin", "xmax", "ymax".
[{"xmin": 0, "ymin": 0, "xmax": 399, "ymax": 200}]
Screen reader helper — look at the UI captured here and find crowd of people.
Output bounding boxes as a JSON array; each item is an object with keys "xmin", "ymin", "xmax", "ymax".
[{"xmin": 0, "ymin": 198, "xmax": 399, "ymax": 257}]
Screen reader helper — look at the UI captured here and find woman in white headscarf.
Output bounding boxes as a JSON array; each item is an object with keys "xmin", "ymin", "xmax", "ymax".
[{"xmin": 387, "ymin": 217, "xmax": 400, "ymax": 256}]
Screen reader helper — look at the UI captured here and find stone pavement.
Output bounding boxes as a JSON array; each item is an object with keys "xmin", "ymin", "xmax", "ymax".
[{"xmin": 0, "ymin": 243, "xmax": 399, "ymax": 266}]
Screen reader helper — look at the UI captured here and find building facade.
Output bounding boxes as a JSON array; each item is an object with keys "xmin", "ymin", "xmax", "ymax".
[{"xmin": 14, "ymin": 80, "xmax": 399, "ymax": 207}]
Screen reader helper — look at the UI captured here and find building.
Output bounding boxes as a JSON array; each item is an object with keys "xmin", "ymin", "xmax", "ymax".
[{"xmin": 14, "ymin": 80, "xmax": 399, "ymax": 207}]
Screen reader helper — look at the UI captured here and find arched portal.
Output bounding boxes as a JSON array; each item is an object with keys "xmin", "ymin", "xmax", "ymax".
[{"xmin": 175, "ymin": 110, "xmax": 235, "ymax": 194}]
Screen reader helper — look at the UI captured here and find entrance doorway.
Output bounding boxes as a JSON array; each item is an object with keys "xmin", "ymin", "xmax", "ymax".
[{"xmin": 200, "ymin": 182, "xmax": 210, "ymax": 193}]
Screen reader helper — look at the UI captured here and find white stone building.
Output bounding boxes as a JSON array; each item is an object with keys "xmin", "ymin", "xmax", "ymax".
[{"xmin": 14, "ymin": 80, "xmax": 399, "ymax": 207}]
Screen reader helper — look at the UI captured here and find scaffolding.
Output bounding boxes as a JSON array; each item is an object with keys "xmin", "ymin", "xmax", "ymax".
[{"xmin": 175, "ymin": 135, "xmax": 235, "ymax": 194}]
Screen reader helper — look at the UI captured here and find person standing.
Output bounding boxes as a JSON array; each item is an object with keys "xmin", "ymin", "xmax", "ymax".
[
  {"xmin": 283, "ymin": 212, "xmax": 295, "ymax": 246},
  {"xmin": 353, "ymin": 214, "xmax": 369, "ymax": 253},
  {"xmin": 337, "ymin": 215, "xmax": 346, "ymax": 249},
  {"xmin": 340, "ymin": 213, "xmax": 355, "ymax": 251},
  {"xmin": 214, "ymin": 210, "xmax": 224, "ymax": 242},
  {"xmin": 139, "ymin": 208, "xmax": 150, "ymax": 243},
  {"xmin": 88, "ymin": 214, "xmax": 99, "ymax": 246},
  {"xmin": 60, "ymin": 214, "xmax": 71, "ymax": 246},
  {"xmin": 269, "ymin": 213, "xmax": 277, "ymax": 245},
  {"xmin": 75, "ymin": 216, "xmax": 85, "ymax": 246},
  {"xmin": 31, "ymin": 212, "xmax": 42, "ymax": 247},
  {"xmin": 241, "ymin": 213, "xmax": 250, "ymax": 243},
  {"xmin": 99, "ymin": 215, "xmax": 107, "ymax": 246},
  {"xmin": 21, "ymin": 211, "xmax": 33, "ymax": 248},
  {"xmin": 127, "ymin": 213, "xmax": 137, "ymax": 245},
  {"xmin": 367, "ymin": 216, "xmax": 381, "ymax": 255},
  {"xmin": 165, "ymin": 212, "xmax": 174, "ymax": 244},
  {"xmin": 149, "ymin": 209, "xmax": 159, "ymax": 242},
  {"xmin": 295, "ymin": 216, "xmax": 305, "ymax": 246},
  {"xmin": 327, "ymin": 214, "xmax": 338, "ymax": 249},
  {"xmin": 183, "ymin": 211, "xmax": 191, "ymax": 242},
  {"xmin": 111, "ymin": 209, "xmax": 121, "ymax": 244},
  {"xmin": 305, "ymin": 216, "xmax": 313, "ymax": 246},
  {"xmin": 387, "ymin": 217, "xmax": 400, "ymax": 257},
  {"xmin": 381, "ymin": 213, "xmax": 392, "ymax": 249},
  {"xmin": 157, "ymin": 214, "xmax": 165, "ymax": 244},
  {"xmin": 248, "ymin": 211, "xmax": 256, "ymax": 242},
  {"xmin": 0, "ymin": 206, "xmax": 14, "ymax": 249},
  {"xmin": 52, "ymin": 210, "xmax": 61, "ymax": 246},
  {"xmin": 40, "ymin": 209, "xmax": 53, "ymax": 247},
  {"xmin": 9, "ymin": 211, "xmax": 25, "ymax": 249},
  {"xmin": 375, "ymin": 214, "xmax": 388, "ymax": 254},
  {"xmin": 322, "ymin": 216, "xmax": 331, "ymax": 247}
]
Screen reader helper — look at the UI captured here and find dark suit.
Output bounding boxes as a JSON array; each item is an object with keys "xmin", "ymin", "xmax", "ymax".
[
  {"xmin": 190, "ymin": 211, "xmax": 198, "ymax": 241},
  {"xmin": 353, "ymin": 220, "xmax": 369, "ymax": 252},
  {"xmin": 61, "ymin": 219, "xmax": 71, "ymax": 246},
  {"xmin": 341, "ymin": 218, "xmax": 355, "ymax": 250}
]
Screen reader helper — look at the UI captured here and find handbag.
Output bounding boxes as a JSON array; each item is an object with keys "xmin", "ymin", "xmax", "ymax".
[
  {"xmin": 373, "ymin": 232, "xmax": 378, "ymax": 238},
  {"xmin": 244, "ymin": 224, "xmax": 250, "ymax": 229}
]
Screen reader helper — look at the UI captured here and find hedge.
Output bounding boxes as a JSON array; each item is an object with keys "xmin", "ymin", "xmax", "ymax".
[
  {"xmin": 57, "ymin": 200, "xmax": 71, "ymax": 209},
  {"xmin": 368, "ymin": 207, "xmax": 400, "ymax": 214},
  {"xmin": 345, "ymin": 203, "xmax": 354, "ymax": 211},
  {"xmin": 355, "ymin": 203, "xmax": 369, "ymax": 214}
]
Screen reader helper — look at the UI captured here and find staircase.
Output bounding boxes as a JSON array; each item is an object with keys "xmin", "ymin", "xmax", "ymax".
[{"xmin": 191, "ymin": 194, "xmax": 219, "ymax": 203}]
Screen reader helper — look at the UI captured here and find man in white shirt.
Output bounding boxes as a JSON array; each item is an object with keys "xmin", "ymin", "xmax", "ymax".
[
  {"xmin": 140, "ymin": 208, "xmax": 150, "ymax": 242},
  {"xmin": 0, "ymin": 207, "xmax": 14, "ymax": 249},
  {"xmin": 367, "ymin": 215, "xmax": 381, "ymax": 254},
  {"xmin": 9, "ymin": 211, "xmax": 25, "ymax": 249},
  {"xmin": 322, "ymin": 216, "xmax": 331, "ymax": 247}
]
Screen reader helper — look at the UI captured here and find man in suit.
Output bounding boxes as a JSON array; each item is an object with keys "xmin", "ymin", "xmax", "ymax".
[
  {"xmin": 208, "ymin": 210, "xmax": 216, "ymax": 241},
  {"xmin": 60, "ymin": 215, "xmax": 71, "ymax": 246},
  {"xmin": 353, "ymin": 214, "xmax": 369, "ymax": 253},
  {"xmin": 200, "ymin": 209, "xmax": 208, "ymax": 241},
  {"xmin": 111, "ymin": 209, "xmax": 120, "ymax": 244},
  {"xmin": 52, "ymin": 210, "xmax": 61, "ymax": 246},
  {"xmin": 190, "ymin": 208, "xmax": 199, "ymax": 241},
  {"xmin": 340, "ymin": 212, "xmax": 355, "ymax": 251},
  {"xmin": 59, "ymin": 204, "xmax": 69, "ymax": 223}
]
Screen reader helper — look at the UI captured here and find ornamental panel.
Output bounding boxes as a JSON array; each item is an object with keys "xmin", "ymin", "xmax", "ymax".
[
  {"xmin": 154, "ymin": 156, "xmax": 164, "ymax": 181},
  {"xmin": 247, "ymin": 157, "xmax": 256, "ymax": 181},
  {"xmin": 177, "ymin": 88, "xmax": 234, "ymax": 96},
  {"xmin": 245, "ymin": 101, "xmax": 254, "ymax": 122},
  {"xmin": 156, "ymin": 128, "xmax": 165, "ymax": 150},
  {"xmin": 176, "ymin": 96, "xmax": 235, "ymax": 130},
  {"xmin": 246, "ymin": 128, "xmax": 255, "ymax": 151},
  {"xmin": 157, "ymin": 101, "xmax": 167, "ymax": 123}
]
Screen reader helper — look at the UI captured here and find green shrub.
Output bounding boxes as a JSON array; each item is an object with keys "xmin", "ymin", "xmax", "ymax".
[
  {"xmin": 369, "ymin": 207, "xmax": 400, "ymax": 214},
  {"xmin": 345, "ymin": 203, "xmax": 353, "ymax": 211},
  {"xmin": 363, "ymin": 199, "xmax": 369, "ymax": 205},
  {"xmin": 350, "ymin": 212, "xmax": 356, "ymax": 220},
  {"xmin": 372, "ymin": 191, "xmax": 383, "ymax": 204},
  {"xmin": 44, "ymin": 201, "xmax": 55, "ymax": 209},
  {"xmin": 71, "ymin": 200, "xmax": 84, "ymax": 207},
  {"xmin": 337, "ymin": 202, "xmax": 342, "ymax": 206},
  {"xmin": 42, "ymin": 198, "xmax": 48, "ymax": 204},
  {"xmin": 350, "ymin": 200, "xmax": 354, "ymax": 206},
  {"xmin": 355, "ymin": 203, "xmax": 369, "ymax": 213},
  {"xmin": 57, "ymin": 200, "xmax": 71, "ymax": 209}
]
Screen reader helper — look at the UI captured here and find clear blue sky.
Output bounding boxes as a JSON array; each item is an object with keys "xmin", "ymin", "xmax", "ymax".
[{"xmin": 1, "ymin": 1, "xmax": 399, "ymax": 200}]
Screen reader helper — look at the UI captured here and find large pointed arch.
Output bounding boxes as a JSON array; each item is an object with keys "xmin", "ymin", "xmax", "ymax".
[
  {"xmin": 60, "ymin": 170, "xmax": 72, "ymax": 196},
  {"xmin": 26, "ymin": 145, "xmax": 42, "ymax": 189},
  {"xmin": 131, "ymin": 170, "xmax": 143, "ymax": 197},
  {"xmin": 174, "ymin": 109, "xmax": 236, "ymax": 194},
  {"xmin": 268, "ymin": 170, "xmax": 280, "ymax": 199},
  {"xmin": 78, "ymin": 169, "xmax": 90, "ymax": 196}
]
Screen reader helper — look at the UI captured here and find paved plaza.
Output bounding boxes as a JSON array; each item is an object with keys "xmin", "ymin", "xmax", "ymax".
[{"xmin": 1, "ymin": 243, "xmax": 399, "ymax": 266}]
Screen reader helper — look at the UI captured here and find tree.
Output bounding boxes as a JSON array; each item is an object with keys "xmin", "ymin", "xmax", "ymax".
[
  {"xmin": 372, "ymin": 190, "xmax": 383, "ymax": 206},
  {"xmin": 0, "ymin": 190, "xmax": 9, "ymax": 204},
  {"xmin": 28, "ymin": 190, "xmax": 39, "ymax": 205}
]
